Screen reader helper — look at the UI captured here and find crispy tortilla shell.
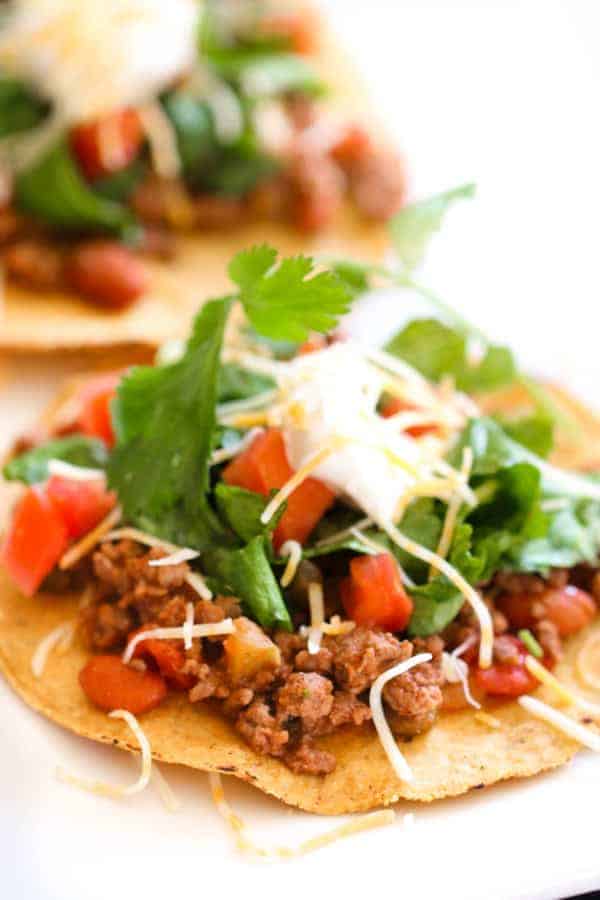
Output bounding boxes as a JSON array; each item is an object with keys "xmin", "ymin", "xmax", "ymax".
[
  {"xmin": 0, "ymin": 19, "xmax": 391, "ymax": 352},
  {"xmin": 1, "ymin": 386, "xmax": 599, "ymax": 815}
]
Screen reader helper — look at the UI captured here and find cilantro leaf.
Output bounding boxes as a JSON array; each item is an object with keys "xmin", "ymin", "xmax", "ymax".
[
  {"xmin": 385, "ymin": 318, "xmax": 516, "ymax": 393},
  {"xmin": 218, "ymin": 363, "xmax": 275, "ymax": 403},
  {"xmin": 495, "ymin": 414, "xmax": 554, "ymax": 459},
  {"xmin": 203, "ymin": 536, "xmax": 292, "ymax": 630},
  {"xmin": 3, "ymin": 435, "xmax": 108, "ymax": 485},
  {"xmin": 229, "ymin": 245, "xmax": 352, "ymax": 342},
  {"xmin": 107, "ymin": 299, "xmax": 231, "ymax": 549},
  {"xmin": 389, "ymin": 182, "xmax": 476, "ymax": 271},
  {"xmin": 215, "ymin": 483, "xmax": 285, "ymax": 544}
]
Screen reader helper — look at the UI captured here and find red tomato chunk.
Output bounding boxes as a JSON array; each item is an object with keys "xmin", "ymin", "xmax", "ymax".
[
  {"xmin": 70, "ymin": 109, "xmax": 143, "ymax": 181},
  {"xmin": 46, "ymin": 475, "xmax": 116, "ymax": 540},
  {"xmin": 340, "ymin": 552, "xmax": 413, "ymax": 632},
  {"xmin": 79, "ymin": 655, "xmax": 167, "ymax": 714}
]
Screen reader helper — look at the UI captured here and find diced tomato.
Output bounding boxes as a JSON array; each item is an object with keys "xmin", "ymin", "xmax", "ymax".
[
  {"xmin": 379, "ymin": 397, "xmax": 437, "ymax": 438},
  {"xmin": 297, "ymin": 334, "xmax": 327, "ymax": 355},
  {"xmin": 473, "ymin": 636, "xmax": 539, "ymax": 698},
  {"xmin": 77, "ymin": 372, "xmax": 122, "ymax": 447},
  {"xmin": 70, "ymin": 109, "xmax": 143, "ymax": 181},
  {"xmin": 259, "ymin": 11, "xmax": 318, "ymax": 55},
  {"xmin": 79, "ymin": 654, "xmax": 167, "ymax": 714},
  {"xmin": 129, "ymin": 624, "xmax": 193, "ymax": 690},
  {"xmin": 222, "ymin": 429, "xmax": 335, "ymax": 549},
  {"xmin": 498, "ymin": 585, "xmax": 596, "ymax": 637},
  {"xmin": 340, "ymin": 553, "xmax": 413, "ymax": 632},
  {"xmin": 1, "ymin": 486, "xmax": 69, "ymax": 596},
  {"xmin": 330, "ymin": 125, "xmax": 372, "ymax": 168},
  {"xmin": 46, "ymin": 475, "xmax": 116, "ymax": 540}
]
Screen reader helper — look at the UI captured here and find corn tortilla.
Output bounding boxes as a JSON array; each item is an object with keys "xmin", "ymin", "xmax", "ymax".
[
  {"xmin": 0, "ymin": 19, "xmax": 392, "ymax": 352},
  {"xmin": 0, "ymin": 386, "xmax": 599, "ymax": 815}
]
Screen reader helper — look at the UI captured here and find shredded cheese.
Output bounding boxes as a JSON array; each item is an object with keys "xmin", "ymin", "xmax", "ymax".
[
  {"xmin": 279, "ymin": 540, "xmax": 303, "ymax": 588},
  {"xmin": 182, "ymin": 601, "xmax": 195, "ymax": 650},
  {"xmin": 260, "ymin": 441, "xmax": 341, "ymax": 526},
  {"xmin": 123, "ymin": 619, "xmax": 234, "ymax": 664},
  {"xmin": 319, "ymin": 615, "xmax": 355, "ymax": 637},
  {"xmin": 474, "ymin": 711, "xmax": 501, "ymax": 729},
  {"xmin": 57, "ymin": 709, "xmax": 152, "ymax": 798},
  {"xmin": 430, "ymin": 446, "xmax": 473, "ymax": 576},
  {"xmin": 307, "ymin": 582, "xmax": 325, "ymax": 655},
  {"xmin": 47, "ymin": 459, "xmax": 105, "ymax": 481},
  {"xmin": 148, "ymin": 547, "xmax": 200, "ymax": 567},
  {"xmin": 375, "ymin": 517, "xmax": 493, "ymax": 669},
  {"xmin": 313, "ymin": 516, "xmax": 374, "ymax": 549},
  {"xmin": 518, "ymin": 695, "xmax": 600, "ymax": 752},
  {"xmin": 31, "ymin": 621, "xmax": 75, "ymax": 678},
  {"xmin": 369, "ymin": 652, "xmax": 432, "ymax": 783},
  {"xmin": 210, "ymin": 427, "xmax": 265, "ymax": 466},
  {"xmin": 59, "ymin": 505, "xmax": 122, "ymax": 570},
  {"xmin": 184, "ymin": 571, "xmax": 213, "ymax": 601},
  {"xmin": 138, "ymin": 101, "xmax": 182, "ymax": 178},
  {"xmin": 152, "ymin": 764, "xmax": 181, "ymax": 813},
  {"xmin": 208, "ymin": 773, "xmax": 396, "ymax": 857},
  {"xmin": 576, "ymin": 632, "xmax": 600, "ymax": 692},
  {"xmin": 441, "ymin": 652, "xmax": 480, "ymax": 710},
  {"xmin": 525, "ymin": 655, "xmax": 600, "ymax": 717}
]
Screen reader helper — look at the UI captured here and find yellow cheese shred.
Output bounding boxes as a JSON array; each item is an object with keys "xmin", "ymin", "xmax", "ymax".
[
  {"xmin": 279, "ymin": 539, "xmax": 303, "ymax": 588},
  {"xmin": 525, "ymin": 655, "xmax": 600, "ymax": 716},
  {"xmin": 260, "ymin": 440, "xmax": 342, "ymax": 526},
  {"xmin": 59, "ymin": 505, "xmax": 122, "ymax": 570},
  {"xmin": 474, "ymin": 711, "xmax": 501, "ymax": 729},
  {"xmin": 208, "ymin": 773, "xmax": 396, "ymax": 858},
  {"xmin": 431, "ymin": 446, "xmax": 473, "ymax": 576},
  {"xmin": 122, "ymin": 619, "xmax": 234, "ymax": 664}
]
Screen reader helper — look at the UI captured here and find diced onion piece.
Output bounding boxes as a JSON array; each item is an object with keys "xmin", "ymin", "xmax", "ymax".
[
  {"xmin": 57, "ymin": 708, "xmax": 152, "ymax": 798},
  {"xmin": 525, "ymin": 655, "xmax": 600, "ymax": 717},
  {"xmin": 47, "ymin": 459, "xmax": 105, "ymax": 481},
  {"xmin": 369, "ymin": 652, "xmax": 432, "ymax": 783},
  {"xmin": 122, "ymin": 619, "xmax": 234, "ymax": 664},
  {"xmin": 376, "ymin": 517, "xmax": 493, "ymax": 669},
  {"xmin": 148, "ymin": 547, "xmax": 199, "ymax": 567},
  {"xmin": 31, "ymin": 621, "xmax": 75, "ymax": 678},
  {"xmin": 279, "ymin": 539, "xmax": 303, "ymax": 588},
  {"xmin": 518, "ymin": 695, "xmax": 600, "ymax": 752},
  {"xmin": 208, "ymin": 773, "xmax": 396, "ymax": 858},
  {"xmin": 576, "ymin": 632, "xmax": 600, "ymax": 692},
  {"xmin": 59, "ymin": 504, "xmax": 122, "ymax": 570},
  {"xmin": 260, "ymin": 441, "xmax": 341, "ymax": 526}
]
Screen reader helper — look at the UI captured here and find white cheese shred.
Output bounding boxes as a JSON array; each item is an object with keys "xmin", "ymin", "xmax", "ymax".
[
  {"xmin": 369, "ymin": 652, "xmax": 432, "ymax": 783},
  {"xmin": 375, "ymin": 517, "xmax": 493, "ymax": 669},
  {"xmin": 279, "ymin": 540, "xmax": 303, "ymax": 588},
  {"xmin": 183, "ymin": 601, "xmax": 195, "ymax": 651},
  {"xmin": 576, "ymin": 632, "xmax": 600, "ymax": 692},
  {"xmin": 46, "ymin": 459, "xmax": 105, "ymax": 481},
  {"xmin": 148, "ymin": 548, "xmax": 200, "ymax": 567},
  {"xmin": 307, "ymin": 582, "xmax": 325, "ymax": 655},
  {"xmin": 31, "ymin": 621, "xmax": 75, "ymax": 678},
  {"xmin": 122, "ymin": 619, "xmax": 234, "ymax": 664},
  {"xmin": 57, "ymin": 709, "xmax": 152, "ymax": 799},
  {"xmin": 431, "ymin": 446, "xmax": 473, "ymax": 576},
  {"xmin": 441, "ymin": 652, "xmax": 481, "ymax": 710},
  {"xmin": 208, "ymin": 773, "xmax": 396, "ymax": 858},
  {"xmin": 152, "ymin": 764, "xmax": 181, "ymax": 813},
  {"xmin": 518, "ymin": 695, "xmax": 600, "ymax": 752},
  {"xmin": 185, "ymin": 572, "xmax": 213, "ymax": 601},
  {"xmin": 59, "ymin": 505, "xmax": 122, "ymax": 570},
  {"xmin": 525, "ymin": 655, "xmax": 600, "ymax": 717},
  {"xmin": 138, "ymin": 101, "xmax": 181, "ymax": 179}
]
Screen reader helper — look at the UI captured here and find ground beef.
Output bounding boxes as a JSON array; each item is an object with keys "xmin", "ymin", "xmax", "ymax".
[
  {"xmin": 236, "ymin": 700, "xmax": 289, "ymax": 757},
  {"xmin": 284, "ymin": 739, "xmax": 336, "ymax": 776},
  {"xmin": 312, "ymin": 691, "xmax": 372, "ymax": 736},
  {"xmin": 494, "ymin": 568, "xmax": 568, "ymax": 595},
  {"xmin": 3, "ymin": 238, "xmax": 64, "ymax": 290},
  {"xmin": 276, "ymin": 672, "xmax": 333, "ymax": 729},
  {"xmin": 533, "ymin": 619, "xmax": 563, "ymax": 664},
  {"xmin": 80, "ymin": 601, "xmax": 135, "ymax": 651},
  {"xmin": 348, "ymin": 148, "xmax": 406, "ymax": 221},
  {"xmin": 287, "ymin": 148, "xmax": 344, "ymax": 233},
  {"xmin": 294, "ymin": 646, "xmax": 333, "ymax": 674},
  {"xmin": 327, "ymin": 626, "xmax": 410, "ymax": 694},
  {"xmin": 383, "ymin": 640, "xmax": 444, "ymax": 738}
]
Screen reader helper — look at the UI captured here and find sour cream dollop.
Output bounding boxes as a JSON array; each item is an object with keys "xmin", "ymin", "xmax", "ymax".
[
  {"xmin": 0, "ymin": 0, "xmax": 200, "ymax": 123},
  {"xmin": 275, "ymin": 342, "xmax": 427, "ymax": 524}
]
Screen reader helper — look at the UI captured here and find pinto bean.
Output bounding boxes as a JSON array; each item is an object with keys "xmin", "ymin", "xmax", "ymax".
[
  {"xmin": 65, "ymin": 240, "xmax": 149, "ymax": 309},
  {"xmin": 79, "ymin": 655, "xmax": 167, "ymax": 714}
]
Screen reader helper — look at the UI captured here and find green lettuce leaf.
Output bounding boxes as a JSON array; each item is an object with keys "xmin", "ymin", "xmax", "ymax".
[{"xmin": 3, "ymin": 436, "xmax": 108, "ymax": 485}]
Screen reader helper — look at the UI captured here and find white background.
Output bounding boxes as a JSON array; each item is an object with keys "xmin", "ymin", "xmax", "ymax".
[{"xmin": 2, "ymin": 2, "xmax": 600, "ymax": 898}]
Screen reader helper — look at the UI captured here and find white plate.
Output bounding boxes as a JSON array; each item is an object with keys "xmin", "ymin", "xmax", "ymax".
[{"xmin": 2, "ymin": 2, "xmax": 600, "ymax": 898}]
